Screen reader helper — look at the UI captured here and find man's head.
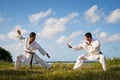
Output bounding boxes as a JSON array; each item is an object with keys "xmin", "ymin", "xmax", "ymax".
[
  {"xmin": 29, "ymin": 32, "xmax": 36, "ymax": 42},
  {"xmin": 84, "ymin": 32, "xmax": 92, "ymax": 42}
]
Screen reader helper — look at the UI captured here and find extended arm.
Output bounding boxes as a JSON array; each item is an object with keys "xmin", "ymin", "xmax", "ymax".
[
  {"xmin": 67, "ymin": 43, "xmax": 83, "ymax": 51},
  {"xmin": 17, "ymin": 30, "xmax": 25, "ymax": 40},
  {"xmin": 38, "ymin": 45, "xmax": 50, "ymax": 58}
]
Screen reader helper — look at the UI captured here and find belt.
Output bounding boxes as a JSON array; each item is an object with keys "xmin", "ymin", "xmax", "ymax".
[
  {"xmin": 25, "ymin": 51, "xmax": 34, "ymax": 69},
  {"xmin": 100, "ymin": 52, "xmax": 103, "ymax": 54},
  {"xmin": 25, "ymin": 51, "xmax": 35, "ymax": 54}
]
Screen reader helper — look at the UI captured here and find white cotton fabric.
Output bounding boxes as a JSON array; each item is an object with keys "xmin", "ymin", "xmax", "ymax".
[
  {"xmin": 14, "ymin": 35, "xmax": 50, "ymax": 69},
  {"xmin": 72, "ymin": 39, "xmax": 107, "ymax": 71}
]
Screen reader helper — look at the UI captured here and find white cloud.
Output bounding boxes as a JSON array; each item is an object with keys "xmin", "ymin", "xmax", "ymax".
[
  {"xmin": 96, "ymin": 32, "xmax": 108, "ymax": 43},
  {"xmin": 84, "ymin": 5, "xmax": 101, "ymax": 24},
  {"xmin": 56, "ymin": 31, "xmax": 83, "ymax": 44},
  {"xmin": 96, "ymin": 32, "xmax": 120, "ymax": 44},
  {"xmin": 3, "ymin": 43, "xmax": 23, "ymax": 61},
  {"xmin": 56, "ymin": 36, "xmax": 68, "ymax": 44},
  {"xmin": 92, "ymin": 28, "xmax": 100, "ymax": 34},
  {"xmin": 38, "ymin": 12, "xmax": 79, "ymax": 39},
  {"xmin": 56, "ymin": 30, "xmax": 120, "ymax": 44},
  {"xmin": 108, "ymin": 33, "xmax": 120, "ymax": 42},
  {"xmin": 29, "ymin": 8, "xmax": 53, "ymax": 25},
  {"xmin": 106, "ymin": 9, "xmax": 120, "ymax": 23},
  {"xmin": 69, "ymin": 19, "xmax": 81, "ymax": 25},
  {"xmin": 97, "ymin": 32, "xmax": 108, "ymax": 39},
  {"xmin": 0, "ymin": 34, "xmax": 6, "ymax": 41},
  {"xmin": 7, "ymin": 25, "xmax": 27, "ymax": 40}
]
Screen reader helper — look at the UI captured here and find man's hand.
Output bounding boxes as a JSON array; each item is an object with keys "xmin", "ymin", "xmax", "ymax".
[
  {"xmin": 17, "ymin": 30, "xmax": 21, "ymax": 35},
  {"xmin": 86, "ymin": 42, "xmax": 91, "ymax": 46},
  {"xmin": 66, "ymin": 43, "xmax": 72, "ymax": 48},
  {"xmin": 46, "ymin": 53, "xmax": 50, "ymax": 58}
]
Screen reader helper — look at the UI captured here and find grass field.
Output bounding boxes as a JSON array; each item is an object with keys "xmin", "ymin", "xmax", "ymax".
[{"xmin": 0, "ymin": 58, "xmax": 120, "ymax": 80}]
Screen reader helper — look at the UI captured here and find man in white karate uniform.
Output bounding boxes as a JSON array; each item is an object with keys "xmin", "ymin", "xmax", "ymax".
[
  {"xmin": 14, "ymin": 30, "xmax": 51, "ymax": 69},
  {"xmin": 67, "ymin": 32, "xmax": 107, "ymax": 71}
]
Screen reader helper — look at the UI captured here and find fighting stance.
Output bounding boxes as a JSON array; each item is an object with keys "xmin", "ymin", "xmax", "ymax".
[
  {"xmin": 67, "ymin": 32, "xmax": 107, "ymax": 71},
  {"xmin": 14, "ymin": 30, "xmax": 51, "ymax": 69}
]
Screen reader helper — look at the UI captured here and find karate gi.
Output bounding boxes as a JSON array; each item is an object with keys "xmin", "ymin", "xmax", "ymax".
[
  {"xmin": 14, "ymin": 35, "xmax": 51, "ymax": 69},
  {"xmin": 72, "ymin": 39, "xmax": 107, "ymax": 71}
]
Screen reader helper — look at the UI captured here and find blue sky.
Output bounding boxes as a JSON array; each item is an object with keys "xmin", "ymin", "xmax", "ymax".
[{"xmin": 0, "ymin": 0, "xmax": 120, "ymax": 61}]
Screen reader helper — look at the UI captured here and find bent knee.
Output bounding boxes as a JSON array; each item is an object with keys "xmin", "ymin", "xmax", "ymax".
[
  {"xmin": 77, "ymin": 55, "xmax": 85, "ymax": 60},
  {"xmin": 16, "ymin": 55, "xmax": 22, "ymax": 61}
]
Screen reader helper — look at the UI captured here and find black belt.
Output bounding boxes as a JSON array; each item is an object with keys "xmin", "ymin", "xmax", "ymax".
[
  {"xmin": 25, "ymin": 51, "xmax": 34, "ymax": 69},
  {"xmin": 100, "ymin": 52, "xmax": 103, "ymax": 54},
  {"xmin": 25, "ymin": 51, "xmax": 34, "ymax": 54}
]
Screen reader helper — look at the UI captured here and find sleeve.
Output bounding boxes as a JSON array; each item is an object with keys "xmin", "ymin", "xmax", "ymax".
[
  {"xmin": 37, "ymin": 43, "xmax": 47, "ymax": 56},
  {"xmin": 17, "ymin": 34, "xmax": 25, "ymax": 41},
  {"xmin": 72, "ymin": 43, "xmax": 84, "ymax": 51},
  {"xmin": 92, "ymin": 40, "xmax": 100, "ymax": 49}
]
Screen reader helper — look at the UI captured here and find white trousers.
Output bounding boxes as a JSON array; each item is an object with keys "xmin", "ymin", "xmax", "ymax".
[
  {"xmin": 73, "ymin": 54, "xmax": 107, "ymax": 71},
  {"xmin": 14, "ymin": 52, "xmax": 51, "ymax": 69}
]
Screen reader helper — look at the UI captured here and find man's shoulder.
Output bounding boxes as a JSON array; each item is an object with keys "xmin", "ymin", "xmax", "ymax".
[
  {"xmin": 33, "ymin": 41, "xmax": 39, "ymax": 45},
  {"xmin": 93, "ymin": 39, "xmax": 100, "ymax": 43}
]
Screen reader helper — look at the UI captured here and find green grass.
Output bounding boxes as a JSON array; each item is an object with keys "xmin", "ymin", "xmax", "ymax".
[{"xmin": 0, "ymin": 58, "xmax": 120, "ymax": 80}]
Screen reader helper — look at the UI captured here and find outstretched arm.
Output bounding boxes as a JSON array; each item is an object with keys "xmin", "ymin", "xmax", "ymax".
[
  {"xmin": 38, "ymin": 44, "xmax": 50, "ymax": 58},
  {"xmin": 17, "ymin": 30, "xmax": 25, "ymax": 40},
  {"xmin": 67, "ymin": 43, "xmax": 83, "ymax": 51}
]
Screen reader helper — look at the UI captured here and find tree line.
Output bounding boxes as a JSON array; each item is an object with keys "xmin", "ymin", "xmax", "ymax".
[{"xmin": 0, "ymin": 47, "xmax": 13, "ymax": 62}]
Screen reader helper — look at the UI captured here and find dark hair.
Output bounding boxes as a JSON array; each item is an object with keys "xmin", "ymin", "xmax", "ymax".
[
  {"xmin": 85, "ymin": 32, "xmax": 92, "ymax": 38},
  {"xmin": 29, "ymin": 32, "xmax": 36, "ymax": 37}
]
